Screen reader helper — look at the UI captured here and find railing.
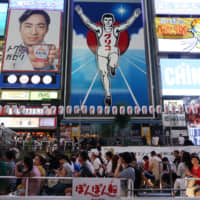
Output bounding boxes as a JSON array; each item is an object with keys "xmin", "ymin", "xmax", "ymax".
[
  {"xmin": 1, "ymin": 176, "xmax": 200, "ymax": 199},
  {"xmin": 0, "ymin": 176, "xmax": 133, "ymax": 200}
]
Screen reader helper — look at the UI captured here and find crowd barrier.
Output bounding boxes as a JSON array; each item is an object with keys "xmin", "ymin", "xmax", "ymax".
[
  {"xmin": 0, "ymin": 176, "xmax": 133, "ymax": 200},
  {"xmin": 1, "ymin": 176, "xmax": 200, "ymax": 200}
]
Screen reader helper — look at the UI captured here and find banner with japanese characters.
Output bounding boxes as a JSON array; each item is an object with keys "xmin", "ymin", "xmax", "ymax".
[{"xmin": 73, "ymin": 178, "xmax": 120, "ymax": 200}]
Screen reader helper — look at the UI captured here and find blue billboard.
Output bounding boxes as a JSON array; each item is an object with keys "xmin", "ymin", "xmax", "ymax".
[
  {"xmin": 160, "ymin": 58, "xmax": 200, "ymax": 96},
  {"xmin": 70, "ymin": 0, "xmax": 149, "ymax": 107}
]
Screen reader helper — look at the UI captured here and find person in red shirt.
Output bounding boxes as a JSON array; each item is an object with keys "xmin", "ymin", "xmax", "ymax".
[
  {"xmin": 143, "ymin": 156, "xmax": 149, "ymax": 171},
  {"xmin": 186, "ymin": 155, "xmax": 200, "ymax": 197},
  {"xmin": 191, "ymin": 156, "xmax": 200, "ymax": 185}
]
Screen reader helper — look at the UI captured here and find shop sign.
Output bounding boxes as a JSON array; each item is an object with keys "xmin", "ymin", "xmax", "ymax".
[
  {"xmin": 73, "ymin": 178, "xmax": 120, "ymax": 200},
  {"xmin": 39, "ymin": 117, "xmax": 56, "ymax": 127},
  {"xmin": 30, "ymin": 91, "xmax": 58, "ymax": 100},
  {"xmin": 0, "ymin": 117, "xmax": 39, "ymax": 128},
  {"xmin": 162, "ymin": 113, "xmax": 186, "ymax": 127},
  {"xmin": 1, "ymin": 90, "xmax": 29, "ymax": 100}
]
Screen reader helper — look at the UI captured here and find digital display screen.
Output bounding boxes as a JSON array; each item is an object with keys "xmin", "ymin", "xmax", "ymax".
[
  {"xmin": 160, "ymin": 58, "xmax": 200, "ymax": 96},
  {"xmin": 10, "ymin": 0, "xmax": 64, "ymax": 10},
  {"xmin": 0, "ymin": 3, "xmax": 8, "ymax": 37},
  {"xmin": 154, "ymin": 0, "xmax": 200, "ymax": 15},
  {"xmin": 156, "ymin": 17, "xmax": 200, "ymax": 53}
]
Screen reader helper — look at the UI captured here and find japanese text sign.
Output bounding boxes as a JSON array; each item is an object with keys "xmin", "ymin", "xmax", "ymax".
[{"xmin": 73, "ymin": 178, "xmax": 120, "ymax": 200}]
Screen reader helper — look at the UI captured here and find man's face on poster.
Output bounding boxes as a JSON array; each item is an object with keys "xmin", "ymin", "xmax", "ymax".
[
  {"xmin": 103, "ymin": 17, "xmax": 113, "ymax": 27},
  {"xmin": 20, "ymin": 14, "xmax": 48, "ymax": 46}
]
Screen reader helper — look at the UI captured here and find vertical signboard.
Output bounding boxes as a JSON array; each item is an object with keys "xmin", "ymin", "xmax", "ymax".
[
  {"xmin": 70, "ymin": 0, "xmax": 149, "ymax": 108},
  {"xmin": 0, "ymin": 0, "xmax": 64, "ymax": 89},
  {"xmin": 3, "ymin": 9, "xmax": 61, "ymax": 72}
]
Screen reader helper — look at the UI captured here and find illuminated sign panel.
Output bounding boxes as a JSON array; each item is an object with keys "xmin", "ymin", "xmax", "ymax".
[
  {"xmin": 154, "ymin": 0, "xmax": 200, "ymax": 15},
  {"xmin": 10, "ymin": 0, "xmax": 64, "ymax": 10},
  {"xmin": 1, "ymin": 91, "xmax": 29, "ymax": 100},
  {"xmin": 2, "ymin": 9, "xmax": 61, "ymax": 72},
  {"xmin": 0, "ymin": 117, "xmax": 39, "ymax": 128},
  {"xmin": 68, "ymin": 0, "xmax": 149, "ymax": 108},
  {"xmin": 30, "ymin": 91, "xmax": 58, "ymax": 100},
  {"xmin": 160, "ymin": 59, "xmax": 200, "ymax": 96},
  {"xmin": 39, "ymin": 118, "xmax": 56, "ymax": 127},
  {"xmin": 155, "ymin": 17, "xmax": 200, "ymax": 53},
  {"xmin": 0, "ymin": 3, "xmax": 8, "ymax": 37}
]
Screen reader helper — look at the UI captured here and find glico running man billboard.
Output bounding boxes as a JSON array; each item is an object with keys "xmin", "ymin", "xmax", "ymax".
[{"xmin": 70, "ymin": 0, "xmax": 149, "ymax": 107}]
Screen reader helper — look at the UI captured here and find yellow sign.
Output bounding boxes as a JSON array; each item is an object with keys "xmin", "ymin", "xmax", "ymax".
[
  {"xmin": 155, "ymin": 17, "xmax": 200, "ymax": 39},
  {"xmin": 72, "ymin": 127, "xmax": 81, "ymax": 139},
  {"xmin": 141, "ymin": 127, "xmax": 151, "ymax": 145},
  {"xmin": 1, "ymin": 90, "xmax": 29, "ymax": 100}
]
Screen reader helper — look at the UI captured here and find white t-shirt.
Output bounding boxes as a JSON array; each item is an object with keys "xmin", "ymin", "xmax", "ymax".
[
  {"xmin": 105, "ymin": 160, "xmax": 112, "ymax": 176},
  {"xmin": 178, "ymin": 136, "xmax": 185, "ymax": 145},
  {"xmin": 152, "ymin": 136, "xmax": 159, "ymax": 146},
  {"xmin": 92, "ymin": 158, "xmax": 101, "ymax": 170},
  {"xmin": 86, "ymin": 160, "xmax": 95, "ymax": 174}
]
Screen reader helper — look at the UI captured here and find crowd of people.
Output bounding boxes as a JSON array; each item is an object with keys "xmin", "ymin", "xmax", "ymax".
[{"xmin": 0, "ymin": 147, "xmax": 200, "ymax": 197}]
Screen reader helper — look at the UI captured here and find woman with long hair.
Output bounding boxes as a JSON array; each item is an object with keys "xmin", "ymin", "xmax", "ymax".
[{"xmin": 15, "ymin": 156, "xmax": 41, "ymax": 196}]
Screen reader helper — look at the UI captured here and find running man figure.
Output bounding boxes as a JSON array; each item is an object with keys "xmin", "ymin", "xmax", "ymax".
[{"xmin": 75, "ymin": 5, "xmax": 141, "ymax": 106}]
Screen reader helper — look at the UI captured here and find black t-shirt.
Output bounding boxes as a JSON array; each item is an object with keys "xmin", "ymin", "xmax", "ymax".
[{"xmin": 80, "ymin": 163, "xmax": 94, "ymax": 177}]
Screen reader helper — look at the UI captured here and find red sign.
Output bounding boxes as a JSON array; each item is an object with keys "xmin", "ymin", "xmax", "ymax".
[{"xmin": 73, "ymin": 178, "xmax": 120, "ymax": 200}]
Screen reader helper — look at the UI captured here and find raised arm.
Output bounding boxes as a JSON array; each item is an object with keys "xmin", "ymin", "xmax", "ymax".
[
  {"xmin": 75, "ymin": 5, "xmax": 99, "ymax": 31},
  {"xmin": 116, "ymin": 8, "xmax": 141, "ymax": 32}
]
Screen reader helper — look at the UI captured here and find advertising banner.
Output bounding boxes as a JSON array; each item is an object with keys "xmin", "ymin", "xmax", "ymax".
[
  {"xmin": 70, "ymin": 0, "xmax": 149, "ymax": 107},
  {"xmin": 1, "ymin": 90, "xmax": 29, "ymax": 100},
  {"xmin": 73, "ymin": 178, "xmax": 120, "ymax": 200},
  {"xmin": 0, "ymin": 117, "xmax": 39, "ymax": 128},
  {"xmin": 154, "ymin": 0, "xmax": 200, "ymax": 15},
  {"xmin": 156, "ymin": 17, "xmax": 200, "ymax": 53},
  {"xmin": 162, "ymin": 113, "xmax": 186, "ymax": 127},
  {"xmin": 10, "ymin": 0, "xmax": 64, "ymax": 11},
  {"xmin": 2, "ymin": 9, "xmax": 62, "ymax": 72},
  {"xmin": 141, "ymin": 127, "xmax": 151, "ymax": 144},
  {"xmin": 160, "ymin": 59, "xmax": 200, "ymax": 96},
  {"xmin": 30, "ymin": 91, "xmax": 58, "ymax": 100}
]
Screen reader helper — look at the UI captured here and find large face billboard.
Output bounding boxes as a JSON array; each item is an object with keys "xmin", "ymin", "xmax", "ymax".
[
  {"xmin": 2, "ymin": 9, "xmax": 61, "ymax": 72},
  {"xmin": 70, "ymin": 0, "xmax": 149, "ymax": 107}
]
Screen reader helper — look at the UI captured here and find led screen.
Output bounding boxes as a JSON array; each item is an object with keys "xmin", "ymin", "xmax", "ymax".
[
  {"xmin": 10, "ymin": 0, "xmax": 64, "ymax": 10},
  {"xmin": 156, "ymin": 17, "xmax": 200, "ymax": 53},
  {"xmin": 154, "ymin": 0, "xmax": 200, "ymax": 15},
  {"xmin": 160, "ymin": 58, "xmax": 200, "ymax": 96},
  {"xmin": 0, "ymin": 3, "xmax": 8, "ymax": 37}
]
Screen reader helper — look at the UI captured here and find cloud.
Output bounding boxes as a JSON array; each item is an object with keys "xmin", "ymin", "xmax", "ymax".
[
  {"xmin": 73, "ymin": 30, "xmax": 88, "ymax": 49},
  {"xmin": 128, "ymin": 28, "xmax": 145, "ymax": 50},
  {"xmin": 73, "ymin": 28, "xmax": 145, "ymax": 50}
]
